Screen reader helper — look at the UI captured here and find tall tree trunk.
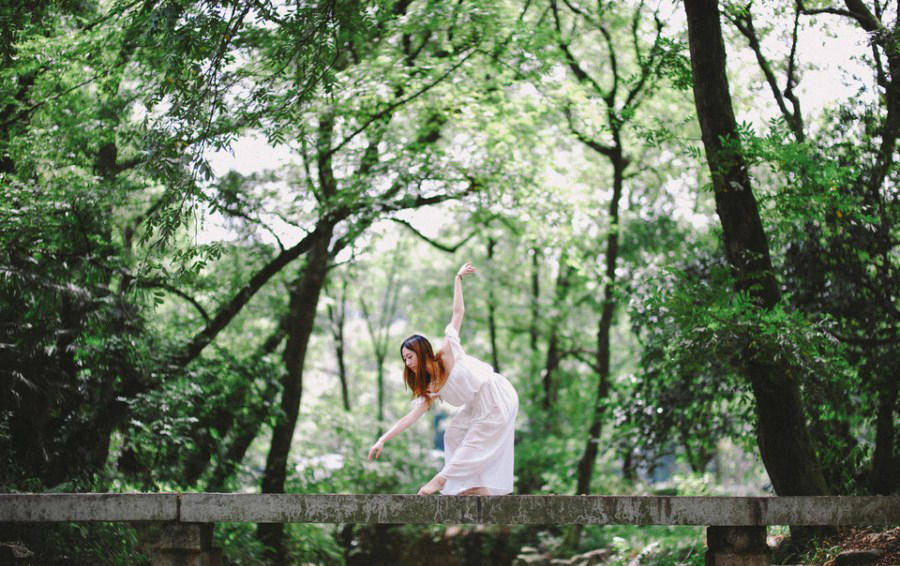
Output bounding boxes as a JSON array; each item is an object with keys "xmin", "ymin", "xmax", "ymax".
[
  {"xmin": 529, "ymin": 248, "xmax": 541, "ymax": 377},
  {"xmin": 575, "ymin": 156, "xmax": 624, "ymax": 496},
  {"xmin": 328, "ymin": 278, "xmax": 351, "ymax": 411},
  {"xmin": 542, "ymin": 328, "xmax": 561, "ymax": 411},
  {"xmin": 542, "ymin": 254, "xmax": 572, "ymax": 411},
  {"xmin": 376, "ymin": 358, "xmax": 386, "ymax": 429},
  {"xmin": 257, "ymin": 224, "xmax": 333, "ymax": 563},
  {"xmin": 487, "ymin": 237, "xmax": 501, "ymax": 371},
  {"xmin": 683, "ymin": 0, "xmax": 829, "ymax": 500},
  {"xmin": 871, "ymin": 370, "xmax": 899, "ymax": 494}
]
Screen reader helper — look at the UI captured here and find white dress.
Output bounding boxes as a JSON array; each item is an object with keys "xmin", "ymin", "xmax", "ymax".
[{"xmin": 418, "ymin": 324, "xmax": 519, "ymax": 495}]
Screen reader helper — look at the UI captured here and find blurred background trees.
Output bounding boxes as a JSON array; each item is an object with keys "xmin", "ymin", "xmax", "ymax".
[{"xmin": 0, "ymin": 0, "xmax": 896, "ymax": 563}]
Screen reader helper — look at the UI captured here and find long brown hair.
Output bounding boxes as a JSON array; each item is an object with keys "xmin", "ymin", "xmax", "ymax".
[{"xmin": 401, "ymin": 334, "xmax": 446, "ymax": 406}]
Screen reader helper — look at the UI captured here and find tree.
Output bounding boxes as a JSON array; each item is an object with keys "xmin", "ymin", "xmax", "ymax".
[
  {"xmin": 682, "ymin": 0, "xmax": 830, "ymax": 500},
  {"xmin": 722, "ymin": 0, "xmax": 899, "ymax": 494},
  {"xmin": 0, "ymin": 0, "xmax": 388, "ymax": 491},
  {"xmin": 544, "ymin": 0, "xmax": 678, "ymax": 496}
]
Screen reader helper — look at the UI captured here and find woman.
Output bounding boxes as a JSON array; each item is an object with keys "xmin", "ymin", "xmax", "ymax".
[{"xmin": 367, "ymin": 262, "xmax": 519, "ymax": 495}]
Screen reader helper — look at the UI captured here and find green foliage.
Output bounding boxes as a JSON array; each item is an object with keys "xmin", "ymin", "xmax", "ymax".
[
  {"xmin": 1, "ymin": 0, "xmax": 897, "ymax": 563},
  {"xmin": 2, "ymin": 522, "xmax": 147, "ymax": 566},
  {"xmin": 625, "ymin": 249, "xmax": 858, "ymax": 480},
  {"xmin": 733, "ymin": 104, "xmax": 898, "ymax": 493}
]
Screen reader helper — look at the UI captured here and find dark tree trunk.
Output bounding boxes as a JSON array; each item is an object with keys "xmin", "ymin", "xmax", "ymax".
[
  {"xmin": 529, "ymin": 248, "xmax": 542, "ymax": 381},
  {"xmin": 257, "ymin": 224, "xmax": 333, "ymax": 562},
  {"xmin": 575, "ymin": 155, "xmax": 623, "ymax": 496},
  {"xmin": 376, "ymin": 359, "xmax": 386, "ymax": 427},
  {"xmin": 327, "ymin": 279, "xmax": 351, "ymax": 411},
  {"xmin": 542, "ymin": 328, "xmax": 561, "ymax": 411},
  {"xmin": 542, "ymin": 254, "xmax": 572, "ymax": 411},
  {"xmin": 871, "ymin": 370, "xmax": 899, "ymax": 494},
  {"xmin": 0, "ymin": 71, "xmax": 34, "ymax": 174},
  {"xmin": 487, "ymin": 237, "xmax": 501, "ymax": 372},
  {"xmin": 530, "ymin": 249, "xmax": 540, "ymax": 351},
  {"xmin": 683, "ymin": 0, "xmax": 830, "ymax": 502}
]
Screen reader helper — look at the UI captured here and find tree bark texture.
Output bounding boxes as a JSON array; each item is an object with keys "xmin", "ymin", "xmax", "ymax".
[
  {"xmin": 529, "ymin": 248, "xmax": 541, "ymax": 374},
  {"xmin": 327, "ymin": 279, "xmax": 351, "ymax": 412},
  {"xmin": 542, "ymin": 254, "xmax": 572, "ymax": 412},
  {"xmin": 683, "ymin": 0, "xmax": 829, "ymax": 498},
  {"xmin": 575, "ymin": 153, "xmax": 623, "ymax": 496},
  {"xmin": 871, "ymin": 370, "xmax": 899, "ymax": 494},
  {"xmin": 487, "ymin": 237, "xmax": 501, "ymax": 372},
  {"xmin": 257, "ymin": 223, "xmax": 334, "ymax": 562}
]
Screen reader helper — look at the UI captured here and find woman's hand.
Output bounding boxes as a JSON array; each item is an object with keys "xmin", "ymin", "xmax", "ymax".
[
  {"xmin": 456, "ymin": 262, "xmax": 476, "ymax": 279},
  {"xmin": 417, "ymin": 474, "xmax": 446, "ymax": 495},
  {"xmin": 368, "ymin": 439, "xmax": 385, "ymax": 462}
]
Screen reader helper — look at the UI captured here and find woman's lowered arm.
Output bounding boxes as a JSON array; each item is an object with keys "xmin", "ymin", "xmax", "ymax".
[{"xmin": 367, "ymin": 399, "xmax": 429, "ymax": 461}]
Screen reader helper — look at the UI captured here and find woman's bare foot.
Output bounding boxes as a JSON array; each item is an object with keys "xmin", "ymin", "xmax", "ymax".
[
  {"xmin": 458, "ymin": 486, "xmax": 489, "ymax": 496},
  {"xmin": 417, "ymin": 474, "xmax": 446, "ymax": 495}
]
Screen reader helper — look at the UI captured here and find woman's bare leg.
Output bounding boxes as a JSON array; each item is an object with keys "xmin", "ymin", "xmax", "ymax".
[{"xmin": 458, "ymin": 486, "xmax": 490, "ymax": 496}]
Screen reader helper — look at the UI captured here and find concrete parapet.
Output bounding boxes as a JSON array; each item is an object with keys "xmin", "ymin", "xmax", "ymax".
[
  {"xmin": 1, "ymin": 494, "xmax": 898, "ymax": 526},
  {"xmin": 178, "ymin": 494, "xmax": 900, "ymax": 526},
  {"xmin": 0, "ymin": 493, "xmax": 178, "ymax": 522},
  {"xmin": 1, "ymin": 493, "xmax": 898, "ymax": 566}
]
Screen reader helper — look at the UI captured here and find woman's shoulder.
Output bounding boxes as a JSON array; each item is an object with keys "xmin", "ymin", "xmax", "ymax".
[{"xmin": 412, "ymin": 392, "xmax": 439, "ymax": 408}]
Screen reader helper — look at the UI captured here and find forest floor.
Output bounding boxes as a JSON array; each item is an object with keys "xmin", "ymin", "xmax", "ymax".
[{"xmin": 810, "ymin": 527, "xmax": 900, "ymax": 566}]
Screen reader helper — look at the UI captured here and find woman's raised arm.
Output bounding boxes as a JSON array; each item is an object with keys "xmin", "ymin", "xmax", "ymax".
[{"xmin": 449, "ymin": 262, "xmax": 476, "ymax": 332}]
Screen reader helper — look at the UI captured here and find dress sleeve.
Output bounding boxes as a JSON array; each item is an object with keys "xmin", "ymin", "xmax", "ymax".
[{"xmin": 443, "ymin": 323, "xmax": 465, "ymax": 359}]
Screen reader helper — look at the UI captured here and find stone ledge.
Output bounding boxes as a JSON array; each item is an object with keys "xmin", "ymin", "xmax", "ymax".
[
  {"xmin": 1, "ymin": 494, "xmax": 898, "ymax": 526},
  {"xmin": 0, "ymin": 493, "xmax": 178, "ymax": 522}
]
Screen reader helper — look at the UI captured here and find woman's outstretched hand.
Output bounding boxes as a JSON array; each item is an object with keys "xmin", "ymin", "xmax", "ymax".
[
  {"xmin": 368, "ymin": 439, "xmax": 385, "ymax": 462},
  {"xmin": 456, "ymin": 262, "xmax": 476, "ymax": 279}
]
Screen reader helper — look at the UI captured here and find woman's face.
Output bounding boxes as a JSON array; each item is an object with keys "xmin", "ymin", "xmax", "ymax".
[{"xmin": 401, "ymin": 347, "xmax": 418, "ymax": 372}]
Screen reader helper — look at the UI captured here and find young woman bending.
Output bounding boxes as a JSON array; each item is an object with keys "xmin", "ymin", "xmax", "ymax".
[{"xmin": 367, "ymin": 262, "xmax": 519, "ymax": 496}]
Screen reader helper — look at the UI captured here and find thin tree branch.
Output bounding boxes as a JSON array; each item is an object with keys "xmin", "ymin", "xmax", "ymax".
[
  {"xmin": 217, "ymin": 204, "xmax": 285, "ymax": 252},
  {"xmin": 564, "ymin": 106, "xmax": 615, "ymax": 157},
  {"xmin": 728, "ymin": 6, "xmax": 805, "ymax": 141},
  {"xmin": 390, "ymin": 218, "xmax": 477, "ymax": 252},
  {"xmin": 599, "ymin": 24, "xmax": 619, "ymax": 106},
  {"xmin": 325, "ymin": 48, "xmax": 478, "ymax": 159},
  {"xmin": 623, "ymin": 11, "xmax": 665, "ymax": 115},
  {"xmin": 550, "ymin": 0, "xmax": 609, "ymax": 98},
  {"xmin": 137, "ymin": 280, "xmax": 210, "ymax": 322}
]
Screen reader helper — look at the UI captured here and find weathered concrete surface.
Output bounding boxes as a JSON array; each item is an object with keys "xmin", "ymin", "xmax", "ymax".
[
  {"xmin": 1, "ymin": 494, "xmax": 898, "ymax": 526},
  {"xmin": 0, "ymin": 493, "xmax": 178, "ymax": 522},
  {"xmin": 150, "ymin": 523, "xmax": 214, "ymax": 551},
  {"xmin": 478, "ymin": 496, "xmax": 900, "ymax": 526},
  {"xmin": 705, "ymin": 526, "xmax": 769, "ymax": 566},
  {"xmin": 180, "ymin": 495, "xmax": 900, "ymax": 526},
  {"xmin": 144, "ymin": 523, "xmax": 221, "ymax": 566},
  {"xmin": 179, "ymin": 493, "xmax": 480, "ymax": 524}
]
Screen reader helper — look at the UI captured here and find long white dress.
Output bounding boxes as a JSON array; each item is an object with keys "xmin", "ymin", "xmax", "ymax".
[{"xmin": 418, "ymin": 324, "xmax": 519, "ymax": 495}]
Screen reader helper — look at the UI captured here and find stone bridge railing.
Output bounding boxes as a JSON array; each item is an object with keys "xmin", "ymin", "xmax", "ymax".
[{"xmin": 2, "ymin": 494, "xmax": 899, "ymax": 565}]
